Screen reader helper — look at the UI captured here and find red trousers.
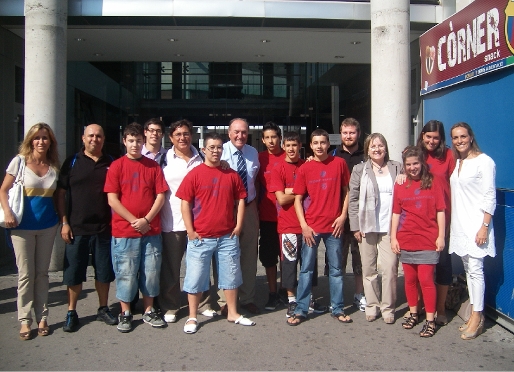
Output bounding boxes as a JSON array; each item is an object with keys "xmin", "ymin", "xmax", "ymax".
[{"xmin": 402, "ymin": 263, "xmax": 436, "ymax": 313}]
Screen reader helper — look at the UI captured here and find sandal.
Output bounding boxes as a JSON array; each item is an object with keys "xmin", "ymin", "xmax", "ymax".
[
  {"xmin": 183, "ymin": 318, "xmax": 198, "ymax": 334},
  {"xmin": 459, "ymin": 320, "xmax": 469, "ymax": 332},
  {"xmin": 332, "ymin": 313, "xmax": 352, "ymax": 323},
  {"xmin": 37, "ymin": 326, "xmax": 50, "ymax": 336},
  {"xmin": 228, "ymin": 315, "xmax": 255, "ymax": 326},
  {"xmin": 419, "ymin": 320, "xmax": 436, "ymax": 338},
  {"xmin": 402, "ymin": 313, "xmax": 418, "ymax": 329},
  {"xmin": 19, "ymin": 330, "xmax": 32, "ymax": 341},
  {"xmin": 403, "ymin": 308, "xmax": 425, "ymax": 320},
  {"xmin": 286, "ymin": 314, "xmax": 306, "ymax": 326}
]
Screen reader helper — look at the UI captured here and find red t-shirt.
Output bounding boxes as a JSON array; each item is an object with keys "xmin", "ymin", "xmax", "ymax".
[
  {"xmin": 175, "ymin": 164, "xmax": 247, "ymax": 238},
  {"xmin": 392, "ymin": 177, "xmax": 446, "ymax": 251},
  {"xmin": 258, "ymin": 150, "xmax": 286, "ymax": 222},
  {"xmin": 269, "ymin": 159, "xmax": 305, "ymax": 234},
  {"xmin": 104, "ymin": 155, "xmax": 169, "ymax": 238},
  {"xmin": 426, "ymin": 148, "xmax": 455, "ymax": 227},
  {"xmin": 292, "ymin": 156, "xmax": 350, "ymax": 233}
]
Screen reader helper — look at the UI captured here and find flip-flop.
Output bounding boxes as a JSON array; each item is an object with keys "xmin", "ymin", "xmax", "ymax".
[
  {"xmin": 228, "ymin": 315, "xmax": 255, "ymax": 326},
  {"xmin": 183, "ymin": 318, "xmax": 198, "ymax": 334},
  {"xmin": 332, "ymin": 313, "xmax": 353, "ymax": 323},
  {"xmin": 19, "ymin": 330, "xmax": 32, "ymax": 341},
  {"xmin": 37, "ymin": 326, "xmax": 50, "ymax": 336},
  {"xmin": 286, "ymin": 314, "xmax": 306, "ymax": 326}
]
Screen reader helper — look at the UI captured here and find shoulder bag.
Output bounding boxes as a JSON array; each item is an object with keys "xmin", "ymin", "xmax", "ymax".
[{"xmin": 0, "ymin": 155, "xmax": 26, "ymax": 228}]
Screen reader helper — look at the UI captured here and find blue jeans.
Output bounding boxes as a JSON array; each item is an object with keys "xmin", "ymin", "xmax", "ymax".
[
  {"xmin": 111, "ymin": 235, "xmax": 162, "ymax": 302},
  {"xmin": 183, "ymin": 234, "xmax": 242, "ymax": 293},
  {"xmin": 295, "ymin": 233, "xmax": 344, "ymax": 317}
]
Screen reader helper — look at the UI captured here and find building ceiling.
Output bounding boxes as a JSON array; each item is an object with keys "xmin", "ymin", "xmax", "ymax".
[
  {"xmin": 6, "ymin": 25, "xmax": 428, "ymax": 64},
  {"xmin": 2, "ymin": 1, "xmax": 439, "ymax": 64}
]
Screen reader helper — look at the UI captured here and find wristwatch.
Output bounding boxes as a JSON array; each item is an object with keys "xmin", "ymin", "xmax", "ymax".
[{"xmin": 482, "ymin": 222, "xmax": 489, "ymax": 227}]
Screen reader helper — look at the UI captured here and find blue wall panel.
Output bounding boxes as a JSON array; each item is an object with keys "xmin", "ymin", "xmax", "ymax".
[
  {"xmin": 423, "ymin": 67, "xmax": 514, "ymax": 189},
  {"xmin": 423, "ymin": 70, "xmax": 513, "ymax": 322},
  {"xmin": 484, "ymin": 190, "xmax": 514, "ymax": 319}
]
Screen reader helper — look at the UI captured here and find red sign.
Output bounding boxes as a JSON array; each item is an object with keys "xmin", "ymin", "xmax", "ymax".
[{"xmin": 420, "ymin": 0, "xmax": 514, "ymax": 95}]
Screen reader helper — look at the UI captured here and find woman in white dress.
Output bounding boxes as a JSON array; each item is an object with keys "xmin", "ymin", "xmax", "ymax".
[
  {"xmin": 449, "ymin": 122, "xmax": 496, "ymax": 340},
  {"xmin": 348, "ymin": 133, "xmax": 402, "ymax": 324}
]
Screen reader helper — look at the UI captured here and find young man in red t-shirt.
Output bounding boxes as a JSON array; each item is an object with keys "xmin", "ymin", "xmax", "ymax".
[
  {"xmin": 257, "ymin": 122, "xmax": 286, "ymax": 310},
  {"xmin": 104, "ymin": 122, "xmax": 169, "ymax": 333},
  {"xmin": 287, "ymin": 129, "xmax": 351, "ymax": 325},
  {"xmin": 176, "ymin": 133, "xmax": 255, "ymax": 334},
  {"xmin": 269, "ymin": 132, "xmax": 305, "ymax": 317}
]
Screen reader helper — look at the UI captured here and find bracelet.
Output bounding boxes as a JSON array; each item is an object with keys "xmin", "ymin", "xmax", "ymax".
[
  {"xmin": 143, "ymin": 217, "xmax": 150, "ymax": 225},
  {"xmin": 61, "ymin": 222, "xmax": 68, "ymax": 226}
]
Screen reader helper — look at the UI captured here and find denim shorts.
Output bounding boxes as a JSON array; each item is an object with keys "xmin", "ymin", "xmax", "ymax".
[
  {"xmin": 63, "ymin": 231, "xmax": 115, "ymax": 286},
  {"xmin": 111, "ymin": 235, "xmax": 162, "ymax": 302},
  {"xmin": 183, "ymin": 234, "xmax": 242, "ymax": 293}
]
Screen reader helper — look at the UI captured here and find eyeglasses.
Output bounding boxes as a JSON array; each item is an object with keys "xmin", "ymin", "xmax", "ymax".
[
  {"xmin": 370, "ymin": 145, "xmax": 385, "ymax": 150},
  {"xmin": 205, "ymin": 146, "xmax": 223, "ymax": 153},
  {"xmin": 172, "ymin": 132, "xmax": 191, "ymax": 138},
  {"xmin": 146, "ymin": 129, "xmax": 163, "ymax": 135}
]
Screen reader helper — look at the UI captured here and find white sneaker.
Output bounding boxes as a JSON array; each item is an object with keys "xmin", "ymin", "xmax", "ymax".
[
  {"xmin": 200, "ymin": 309, "xmax": 218, "ymax": 317},
  {"xmin": 164, "ymin": 313, "xmax": 177, "ymax": 323},
  {"xmin": 353, "ymin": 293, "xmax": 366, "ymax": 312}
]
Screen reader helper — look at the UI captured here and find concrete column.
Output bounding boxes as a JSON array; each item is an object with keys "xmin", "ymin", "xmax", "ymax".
[
  {"xmin": 370, "ymin": 0, "xmax": 410, "ymax": 160},
  {"xmin": 25, "ymin": 0, "xmax": 67, "ymax": 271}
]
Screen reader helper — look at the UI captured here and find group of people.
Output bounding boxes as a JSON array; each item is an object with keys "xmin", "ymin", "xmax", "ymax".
[{"xmin": 0, "ymin": 116, "xmax": 495, "ymax": 341}]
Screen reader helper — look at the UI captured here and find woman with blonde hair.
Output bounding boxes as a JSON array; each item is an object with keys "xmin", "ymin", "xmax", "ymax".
[
  {"xmin": 348, "ymin": 133, "xmax": 402, "ymax": 324},
  {"xmin": 0, "ymin": 123, "xmax": 60, "ymax": 340}
]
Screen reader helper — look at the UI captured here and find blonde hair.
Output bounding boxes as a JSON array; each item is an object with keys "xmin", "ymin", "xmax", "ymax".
[{"xmin": 19, "ymin": 123, "xmax": 60, "ymax": 169}]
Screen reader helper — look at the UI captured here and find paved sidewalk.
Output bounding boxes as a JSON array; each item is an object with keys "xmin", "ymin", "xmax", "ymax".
[{"xmin": 0, "ymin": 246, "xmax": 513, "ymax": 371}]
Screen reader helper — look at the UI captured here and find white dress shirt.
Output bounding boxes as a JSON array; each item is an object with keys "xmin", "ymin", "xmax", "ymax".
[
  {"xmin": 221, "ymin": 141, "xmax": 260, "ymax": 203},
  {"xmin": 160, "ymin": 146, "xmax": 203, "ymax": 232},
  {"xmin": 142, "ymin": 144, "xmax": 167, "ymax": 165}
]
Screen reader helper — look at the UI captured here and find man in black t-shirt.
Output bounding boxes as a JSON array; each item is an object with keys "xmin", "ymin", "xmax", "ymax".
[
  {"xmin": 56, "ymin": 124, "xmax": 117, "ymax": 332},
  {"xmin": 332, "ymin": 118, "xmax": 366, "ymax": 312}
]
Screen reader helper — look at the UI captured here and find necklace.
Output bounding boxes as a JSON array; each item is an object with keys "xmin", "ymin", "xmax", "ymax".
[{"xmin": 371, "ymin": 160, "xmax": 385, "ymax": 174}]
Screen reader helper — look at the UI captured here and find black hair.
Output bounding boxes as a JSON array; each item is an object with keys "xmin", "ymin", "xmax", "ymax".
[{"xmin": 262, "ymin": 121, "xmax": 282, "ymax": 138}]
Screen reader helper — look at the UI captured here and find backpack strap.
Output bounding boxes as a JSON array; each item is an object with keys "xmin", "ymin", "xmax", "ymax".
[{"xmin": 70, "ymin": 153, "xmax": 79, "ymax": 169}]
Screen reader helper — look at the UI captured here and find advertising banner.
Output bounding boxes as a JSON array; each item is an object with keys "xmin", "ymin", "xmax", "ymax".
[{"xmin": 420, "ymin": 0, "xmax": 514, "ymax": 95}]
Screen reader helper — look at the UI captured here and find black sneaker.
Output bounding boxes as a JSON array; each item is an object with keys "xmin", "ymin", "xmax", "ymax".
[
  {"xmin": 63, "ymin": 310, "xmax": 79, "ymax": 332},
  {"xmin": 309, "ymin": 300, "xmax": 328, "ymax": 314},
  {"xmin": 97, "ymin": 306, "xmax": 118, "ymax": 325},
  {"xmin": 286, "ymin": 301, "xmax": 297, "ymax": 318},
  {"xmin": 264, "ymin": 292, "xmax": 280, "ymax": 310},
  {"xmin": 117, "ymin": 311, "xmax": 133, "ymax": 333}
]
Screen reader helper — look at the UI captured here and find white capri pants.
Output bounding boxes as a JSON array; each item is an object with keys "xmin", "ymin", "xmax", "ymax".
[{"xmin": 461, "ymin": 255, "xmax": 485, "ymax": 312}]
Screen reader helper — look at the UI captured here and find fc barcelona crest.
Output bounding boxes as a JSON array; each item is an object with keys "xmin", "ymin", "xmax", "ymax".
[
  {"xmin": 506, "ymin": 0, "xmax": 514, "ymax": 54},
  {"xmin": 424, "ymin": 45, "xmax": 435, "ymax": 75}
]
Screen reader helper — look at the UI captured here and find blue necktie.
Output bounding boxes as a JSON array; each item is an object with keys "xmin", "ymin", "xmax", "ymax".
[{"xmin": 235, "ymin": 150, "xmax": 248, "ymax": 202}]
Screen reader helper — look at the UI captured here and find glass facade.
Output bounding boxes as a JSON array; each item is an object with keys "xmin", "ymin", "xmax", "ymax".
[{"xmin": 70, "ymin": 61, "xmax": 371, "ymax": 155}]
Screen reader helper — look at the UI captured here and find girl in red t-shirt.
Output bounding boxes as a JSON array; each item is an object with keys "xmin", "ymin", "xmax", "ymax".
[
  {"xmin": 416, "ymin": 120, "xmax": 455, "ymax": 326},
  {"xmin": 391, "ymin": 146, "xmax": 445, "ymax": 338}
]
